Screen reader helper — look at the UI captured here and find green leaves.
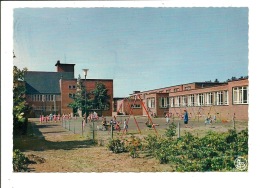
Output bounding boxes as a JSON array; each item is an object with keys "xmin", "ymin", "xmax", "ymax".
[
  {"xmin": 13, "ymin": 66, "xmax": 30, "ymax": 134},
  {"xmin": 13, "ymin": 149, "xmax": 29, "ymax": 172},
  {"xmin": 91, "ymin": 82, "xmax": 110, "ymax": 113},
  {"xmin": 144, "ymin": 129, "xmax": 248, "ymax": 171}
]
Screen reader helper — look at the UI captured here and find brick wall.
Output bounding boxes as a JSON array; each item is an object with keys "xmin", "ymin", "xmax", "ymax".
[{"xmin": 60, "ymin": 79, "xmax": 113, "ymax": 116}]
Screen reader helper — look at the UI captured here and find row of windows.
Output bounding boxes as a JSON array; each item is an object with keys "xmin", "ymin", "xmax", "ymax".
[
  {"xmin": 27, "ymin": 94, "xmax": 58, "ymax": 102},
  {"xmin": 146, "ymin": 86, "xmax": 248, "ymax": 109},
  {"xmin": 32, "ymin": 105, "xmax": 60, "ymax": 111},
  {"xmin": 167, "ymin": 91, "xmax": 229, "ymax": 108},
  {"xmin": 68, "ymin": 85, "xmax": 76, "ymax": 89}
]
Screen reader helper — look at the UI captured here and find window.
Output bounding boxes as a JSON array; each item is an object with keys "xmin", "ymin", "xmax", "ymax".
[
  {"xmin": 69, "ymin": 93, "xmax": 75, "ymax": 98},
  {"xmin": 175, "ymin": 96, "xmax": 180, "ymax": 107},
  {"xmin": 215, "ymin": 91, "xmax": 228, "ymax": 105},
  {"xmin": 174, "ymin": 88, "xmax": 179, "ymax": 92},
  {"xmin": 197, "ymin": 93, "xmax": 204, "ymax": 106},
  {"xmin": 205, "ymin": 92, "xmax": 213, "ymax": 106},
  {"xmin": 181, "ymin": 96, "xmax": 187, "ymax": 107},
  {"xmin": 159, "ymin": 97, "xmax": 169, "ymax": 108},
  {"xmin": 147, "ymin": 98, "xmax": 155, "ymax": 108},
  {"xmin": 166, "ymin": 89, "xmax": 171, "ymax": 93},
  {"xmin": 69, "ymin": 85, "xmax": 76, "ymax": 89},
  {"xmin": 188, "ymin": 94, "xmax": 195, "ymax": 106},
  {"xmin": 233, "ymin": 86, "xmax": 248, "ymax": 104},
  {"xmin": 131, "ymin": 104, "xmax": 141, "ymax": 108},
  {"xmin": 185, "ymin": 86, "xmax": 191, "ymax": 90},
  {"xmin": 170, "ymin": 97, "xmax": 175, "ymax": 107}
]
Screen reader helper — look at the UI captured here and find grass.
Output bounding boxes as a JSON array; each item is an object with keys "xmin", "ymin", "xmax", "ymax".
[{"xmin": 12, "ymin": 118, "xmax": 248, "ymax": 172}]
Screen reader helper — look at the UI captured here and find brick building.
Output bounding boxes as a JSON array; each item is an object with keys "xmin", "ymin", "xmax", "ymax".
[
  {"xmin": 24, "ymin": 61, "xmax": 113, "ymax": 117},
  {"xmin": 117, "ymin": 78, "xmax": 249, "ymax": 121}
]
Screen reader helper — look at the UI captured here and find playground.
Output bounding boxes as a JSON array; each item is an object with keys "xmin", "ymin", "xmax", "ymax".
[
  {"xmin": 14, "ymin": 114, "xmax": 248, "ymax": 172},
  {"xmin": 60, "ymin": 113, "xmax": 247, "ymax": 143}
]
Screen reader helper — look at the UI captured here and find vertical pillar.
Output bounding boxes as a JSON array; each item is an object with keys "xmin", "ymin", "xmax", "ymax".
[{"xmin": 178, "ymin": 122, "xmax": 180, "ymax": 138}]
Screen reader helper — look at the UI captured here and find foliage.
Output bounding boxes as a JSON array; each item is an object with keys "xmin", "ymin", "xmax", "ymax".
[
  {"xmin": 69, "ymin": 80, "xmax": 110, "ymax": 116},
  {"xmin": 13, "ymin": 149, "xmax": 29, "ymax": 172},
  {"xmin": 107, "ymin": 136, "xmax": 142, "ymax": 158},
  {"xmin": 13, "ymin": 66, "xmax": 31, "ymax": 134},
  {"xmin": 164, "ymin": 122, "xmax": 177, "ymax": 138},
  {"xmin": 143, "ymin": 129, "xmax": 248, "ymax": 171},
  {"xmin": 124, "ymin": 135, "xmax": 142, "ymax": 158},
  {"xmin": 90, "ymin": 82, "xmax": 110, "ymax": 116},
  {"xmin": 107, "ymin": 138, "xmax": 127, "ymax": 153},
  {"xmin": 68, "ymin": 74, "xmax": 90, "ymax": 115}
]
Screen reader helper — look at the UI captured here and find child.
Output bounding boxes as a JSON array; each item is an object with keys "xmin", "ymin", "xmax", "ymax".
[
  {"xmin": 115, "ymin": 121, "xmax": 121, "ymax": 132},
  {"xmin": 123, "ymin": 119, "xmax": 128, "ymax": 134}
]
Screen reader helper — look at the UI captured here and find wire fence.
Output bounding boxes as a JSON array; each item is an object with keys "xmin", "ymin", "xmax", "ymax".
[
  {"xmin": 60, "ymin": 114, "xmax": 247, "ymax": 141},
  {"xmin": 61, "ymin": 118, "xmax": 99, "ymax": 140}
]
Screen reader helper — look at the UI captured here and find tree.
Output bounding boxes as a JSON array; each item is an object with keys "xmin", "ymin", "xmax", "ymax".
[
  {"xmin": 91, "ymin": 82, "xmax": 110, "ymax": 116},
  {"xmin": 214, "ymin": 78, "xmax": 219, "ymax": 83},
  {"xmin": 68, "ymin": 74, "xmax": 90, "ymax": 116},
  {"xmin": 13, "ymin": 66, "xmax": 31, "ymax": 134}
]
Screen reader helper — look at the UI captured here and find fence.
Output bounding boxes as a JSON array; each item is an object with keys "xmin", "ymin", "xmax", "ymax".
[{"xmin": 61, "ymin": 117, "xmax": 98, "ymax": 140}]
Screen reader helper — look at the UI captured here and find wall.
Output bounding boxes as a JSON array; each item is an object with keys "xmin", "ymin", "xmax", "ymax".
[{"xmin": 60, "ymin": 79, "xmax": 113, "ymax": 116}]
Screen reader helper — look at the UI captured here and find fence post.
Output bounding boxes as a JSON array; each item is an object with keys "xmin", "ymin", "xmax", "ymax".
[
  {"xmin": 82, "ymin": 120, "xmax": 84, "ymax": 136},
  {"xmin": 111, "ymin": 123, "xmax": 114, "ymax": 139},
  {"xmin": 178, "ymin": 122, "xmax": 180, "ymax": 138},
  {"xmin": 92, "ymin": 121, "xmax": 95, "ymax": 142},
  {"xmin": 233, "ymin": 113, "xmax": 236, "ymax": 130},
  {"xmin": 69, "ymin": 120, "xmax": 70, "ymax": 131},
  {"xmin": 74, "ymin": 123, "xmax": 75, "ymax": 134}
]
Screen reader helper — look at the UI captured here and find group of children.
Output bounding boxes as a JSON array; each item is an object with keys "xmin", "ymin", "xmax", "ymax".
[
  {"xmin": 101, "ymin": 116, "xmax": 128, "ymax": 134},
  {"xmin": 87, "ymin": 111, "xmax": 99, "ymax": 122},
  {"xmin": 39, "ymin": 113, "xmax": 77, "ymax": 123},
  {"xmin": 39, "ymin": 113, "xmax": 61, "ymax": 123}
]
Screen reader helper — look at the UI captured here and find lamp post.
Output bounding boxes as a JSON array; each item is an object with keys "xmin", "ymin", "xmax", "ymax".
[{"xmin": 82, "ymin": 69, "xmax": 89, "ymax": 118}]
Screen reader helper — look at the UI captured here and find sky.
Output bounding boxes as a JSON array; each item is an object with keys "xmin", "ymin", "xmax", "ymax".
[{"xmin": 13, "ymin": 7, "xmax": 248, "ymax": 97}]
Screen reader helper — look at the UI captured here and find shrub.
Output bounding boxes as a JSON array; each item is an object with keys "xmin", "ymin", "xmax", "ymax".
[
  {"xmin": 107, "ymin": 139, "xmax": 127, "ymax": 153},
  {"xmin": 13, "ymin": 149, "xmax": 29, "ymax": 172},
  {"xmin": 124, "ymin": 135, "xmax": 142, "ymax": 158},
  {"xmin": 164, "ymin": 122, "xmax": 177, "ymax": 138},
  {"xmin": 143, "ymin": 129, "xmax": 248, "ymax": 171}
]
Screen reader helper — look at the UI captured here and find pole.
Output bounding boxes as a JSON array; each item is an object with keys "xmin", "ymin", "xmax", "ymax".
[
  {"xmin": 111, "ymin": 122, "xmax": 114, "ymax": 139},
  {"xmin": 178, "ymin": 122, "xmax": 180, "ymax": 138},
  {"xmin": 92, "ymin": 121, "xmax": 95, "ymax": 142},
  {"xmin": 85, "ymin": 75, "xmax": 87, "ymax": 120},
  {"xmin": 233, "ymin": 113, "xmax": 236, "ymax": 130},
  {"xmin": 82, "ymin": 120, "xmax": 83, "ymax": 136}
]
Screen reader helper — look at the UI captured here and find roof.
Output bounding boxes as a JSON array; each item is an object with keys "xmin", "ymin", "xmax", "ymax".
[{"xmin": 24, "ymin": 71, "xmax": 74, "ymax": 94}]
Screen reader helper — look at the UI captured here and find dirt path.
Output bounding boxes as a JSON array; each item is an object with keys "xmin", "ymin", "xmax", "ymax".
[{"xmin": 20, "ymin": 120, "xmax": 172, "ymax": 172}]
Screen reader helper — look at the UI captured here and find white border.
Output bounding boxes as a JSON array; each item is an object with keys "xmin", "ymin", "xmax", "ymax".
[{"xmin": 2, "ymin": 1, "xmax": 260, "ymax": 188}]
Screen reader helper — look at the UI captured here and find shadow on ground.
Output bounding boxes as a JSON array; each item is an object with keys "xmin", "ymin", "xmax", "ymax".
[{"xmin": 13, "ymin": 122, "xmax": 96, "ymax": 152}]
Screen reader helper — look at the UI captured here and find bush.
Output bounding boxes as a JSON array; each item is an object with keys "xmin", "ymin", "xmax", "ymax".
[
  {"xmin": 124, "ymin": 135, "xmax": 142, "ymax": 158},
  {"xmin": 13, "ymin": 149, "xmax": 29, "ymax": 172},
  {"xmin": 164, "ymin": 122, "xmax": 177, "ymax": 138},
  {"xmin": 107, "ymin": 139, "xmax": 127, "ymax": 153},
  {"xmin": 143, "ymin": 129, "xmax": 248, "ymax": 171}
]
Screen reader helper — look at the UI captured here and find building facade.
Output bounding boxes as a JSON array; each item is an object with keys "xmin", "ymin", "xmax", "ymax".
[
  {"xmin": 24, "ymin": 61, "xmax": 113, "ymax": 117},
  {"xmin": 117, "ymin": 79, "xmax": 249, "ymax": 121}
]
